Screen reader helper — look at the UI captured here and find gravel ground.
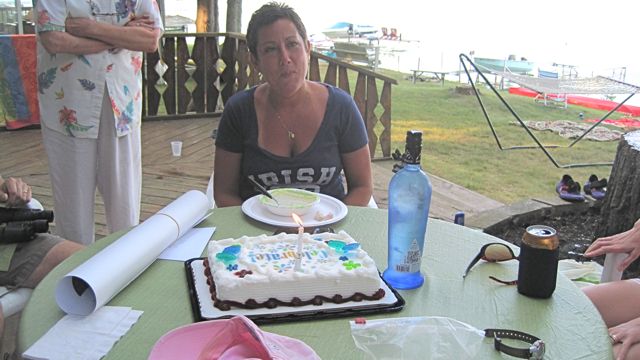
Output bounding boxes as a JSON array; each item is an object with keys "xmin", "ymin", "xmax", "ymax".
[{"xmin": 486, "ymin": 207, "xmax": 640, "ymax": 279}]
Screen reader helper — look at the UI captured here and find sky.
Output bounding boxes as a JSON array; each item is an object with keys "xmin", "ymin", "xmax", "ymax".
[{"xmin": 165, "ymin": 0, "xmax": 639, "ymax": 82}]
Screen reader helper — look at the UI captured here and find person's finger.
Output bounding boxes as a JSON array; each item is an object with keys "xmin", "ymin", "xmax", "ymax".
[
  {"xmin": 614, "ymin": 340, "xmax": 630, "ymax": 360},
  {"xmin": 619, "ymin": 249, "xmax": 640, "ymax": 271},
  {"xmin": 584, "ymin": 243, "xmax": 603, "ymax": 256},
  {"xmin": 8, "ymin": 186, "xmax": 28, "ymax": 207},
  {"xmin": 0, "ymin": 192, "xmax": 7, "ymax": 202},
  {"xmin": 585, "ymin": 242, "xmax": 613, "ymax": 257},
  {"xmin": 586, "ymin": 236, "xmax": 614, "ymax": 252},
  {"xmin": 4, "ymin": 178, "xmax": 18, "ymax": 196}
]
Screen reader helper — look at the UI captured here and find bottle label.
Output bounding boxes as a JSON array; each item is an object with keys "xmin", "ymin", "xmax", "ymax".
[{"xmin": 395, "ymin": 239, "xmax": 422, "ymax": 273}]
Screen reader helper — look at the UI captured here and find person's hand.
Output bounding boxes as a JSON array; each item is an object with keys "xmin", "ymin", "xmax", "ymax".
[
  {"xmin": 610, "ymin": 316, "xmax": 640, "ymax": 360},
  {"xmin": 585, "ymin": 219, "xmax": 640, "ymax": 271},
  {"xmin": 126, "ymin": 15, "xmax": 155, "ymax": 30},
  {"xmin": 0, "ymin": 176, "xmax": 32, "ymax": 207},
  {"xmin": 65, "ymin": 16, "xmax": 97, "ymax": 38}
]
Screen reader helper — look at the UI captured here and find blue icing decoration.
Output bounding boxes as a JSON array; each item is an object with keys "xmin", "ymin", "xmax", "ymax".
[
  {"xmin": 342, "ymin": 243, "xmax": 360, "ymax": 252},
  {"xmin": 223, "ymin": 245, "xmax": 241, "ymax": 255},
  {"xmin": 339, "ymin": 256, "xmax": 349, "ymax": 261},
  {"xmin": 326, "ymin": 240, "xmax": 346, "ymax": 251},
  {"xmin": 226, "ymin": 264, "xmax": 238, "ymax": 271}
]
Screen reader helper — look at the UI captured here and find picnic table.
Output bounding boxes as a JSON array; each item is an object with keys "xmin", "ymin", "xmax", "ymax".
[{"xmin": 411, "ymin": 69, "xmax": 448, "ymax": 85}]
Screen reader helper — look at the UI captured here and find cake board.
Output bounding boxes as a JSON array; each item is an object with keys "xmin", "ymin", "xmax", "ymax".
[{"xmin": 185, "ymin": 258, "xmax": 405, "ymax": 324}]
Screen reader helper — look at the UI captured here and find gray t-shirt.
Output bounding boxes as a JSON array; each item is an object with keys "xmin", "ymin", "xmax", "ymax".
[{"xmin": 214, "ymin": 84, "xmax": 368, "ymax": 201}]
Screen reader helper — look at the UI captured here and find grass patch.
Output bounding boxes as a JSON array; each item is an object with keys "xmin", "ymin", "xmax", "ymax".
[{"xmin": 385, "ymin": 75, "xmax": 623, "ymax": 204}]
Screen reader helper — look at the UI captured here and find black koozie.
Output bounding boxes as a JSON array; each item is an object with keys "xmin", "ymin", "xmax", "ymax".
[{"xmin": 517, "ymin": 243, "xmax": 559, "ymax": 298}]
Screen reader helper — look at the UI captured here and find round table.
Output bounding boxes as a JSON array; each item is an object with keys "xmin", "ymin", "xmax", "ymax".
[{"xmin": 18, "ymin": 206, "xmax": 612, "ymax": 359}]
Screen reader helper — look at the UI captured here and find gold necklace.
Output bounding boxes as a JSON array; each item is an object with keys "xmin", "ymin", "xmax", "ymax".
[
  {"xmin": 268, "ymin": 91, "xmax": 295, "ymax": 140},
  {"xmin": 274, "ymin": 112, "xmax": 295, "ymax": 140}
]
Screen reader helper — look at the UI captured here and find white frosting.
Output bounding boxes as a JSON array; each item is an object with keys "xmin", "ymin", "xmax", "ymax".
[{"xmin": 207, "ymin": 231, "xmax": 382, "ymax": 305}]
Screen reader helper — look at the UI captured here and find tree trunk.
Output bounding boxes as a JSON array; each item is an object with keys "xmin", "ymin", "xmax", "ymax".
[
  {"xmin": 226, "ymin": 0, "xmax": 242, "ymax": 33},
  {"xmin": 211, "ymin": 0, "xmax": 219, "ymax": 32},
  {"xmin": 596, "ymin": 130, "xmax": 640, "ymax": 239},
  {"xmin": 196, "ymin": 0, "xmax": 218, "ymax": 32}
]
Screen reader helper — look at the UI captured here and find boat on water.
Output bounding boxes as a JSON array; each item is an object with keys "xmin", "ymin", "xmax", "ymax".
[
  {"xmin": 473, "ymin": 57, "xmax": 534, "ymax": 74},
  {"xmin": 538, "ymin": 69, "xmax": 559, "ymax": 79},
  {"xmin": 322, "ymin": 22, "xmax": 378, "ymax": 39}
]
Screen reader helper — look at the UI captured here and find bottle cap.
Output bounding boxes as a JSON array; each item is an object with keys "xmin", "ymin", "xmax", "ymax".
[{"xmin": 403, "ymin": 130, "xmax": 422, "ymax": 164}]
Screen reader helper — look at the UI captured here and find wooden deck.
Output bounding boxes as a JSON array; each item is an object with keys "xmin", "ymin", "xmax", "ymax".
[{"xmin": 0, "ymin": 118, "xmax": 504, "ymax": 239}]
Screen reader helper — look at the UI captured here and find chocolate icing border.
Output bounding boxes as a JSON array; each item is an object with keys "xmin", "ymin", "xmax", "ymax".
[{"xmin": 203, "ymin": 259, "xmax": 386, "ymax": 311}]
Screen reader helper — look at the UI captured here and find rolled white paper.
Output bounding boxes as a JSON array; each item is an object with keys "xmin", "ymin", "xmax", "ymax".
[
  {"xmin": 600, "ymin": 252, "xmax": 626, "ymax": 283},
  {"xmin": 55, "ymin": 190, "xmax": 209, "ymax": 315}
]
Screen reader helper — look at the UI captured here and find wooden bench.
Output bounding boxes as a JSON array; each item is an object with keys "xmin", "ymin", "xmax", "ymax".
[{"xmin": 332, "ymin": 42, "xmax": 378, "ymax": 68}]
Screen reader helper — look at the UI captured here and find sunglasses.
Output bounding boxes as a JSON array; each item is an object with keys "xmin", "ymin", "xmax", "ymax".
[{"xmin": 463, "ymin": 242, "xmax": 518, "ymax": 278}]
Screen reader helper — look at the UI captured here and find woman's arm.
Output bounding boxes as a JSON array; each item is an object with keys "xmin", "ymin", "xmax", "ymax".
[
  {"xmin": 65, "ymin": 16, "xmax": 161, "ymax": 53},
  {"xmin": 38, "ymin": 30, "xmax": 113, "ymax": 55},
  {"xmin": 341, "ymin": 145, "xmax": 373, "ymax": 206},
  {"xmin": 213, "ymin": 147, "xmax": 244, "ymax": 207}
]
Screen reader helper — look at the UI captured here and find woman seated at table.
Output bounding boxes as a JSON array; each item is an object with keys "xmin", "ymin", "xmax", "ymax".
[
  {"xmin": 584, "ymin": 218, "xmax": 640, "ymax": 360},
  {"xmin": 212, "ymin": 2, "xmax": 373, "ymax": 207}
]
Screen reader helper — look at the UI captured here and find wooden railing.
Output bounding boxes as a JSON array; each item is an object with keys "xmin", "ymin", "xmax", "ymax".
[
  {"xmin": 0, "ymin": 6, "xmax": 34, "ymax": 34},
  {"xmin": 143, "ymin": 32, "xmax": 397, "ymax": 159}
]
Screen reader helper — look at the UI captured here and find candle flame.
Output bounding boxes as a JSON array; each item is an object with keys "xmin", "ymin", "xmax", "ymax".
[{"xmin": 291, "ymin": 213, "xmax": 303, "ymax": 227}]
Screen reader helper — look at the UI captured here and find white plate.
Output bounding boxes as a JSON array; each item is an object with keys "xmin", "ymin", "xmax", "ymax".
[{"xmin": 241, "ymin": 193, "xmax": 348, "ymax": 227}]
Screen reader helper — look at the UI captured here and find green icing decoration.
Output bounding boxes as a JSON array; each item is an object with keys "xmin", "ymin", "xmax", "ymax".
[
  {"xmin": 215, "ymin": 252, "xmax": 237, "ymax": 264},
  {"xmin": 342, "ymin": 260, "xmax": 361, "ymax": 270}
]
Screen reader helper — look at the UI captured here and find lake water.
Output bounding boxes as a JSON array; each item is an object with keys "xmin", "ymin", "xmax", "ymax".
[{"xmin": 165, "ymin": 0, "xmax": 640, "ymax": 106}]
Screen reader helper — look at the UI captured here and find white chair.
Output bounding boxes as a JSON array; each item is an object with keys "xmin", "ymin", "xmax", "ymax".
[
  {"xmin": 367, "ymin": 195, "xmax": 378, "ymax": 209},
  {"xmin": 0, "ymin": 287, "xmax": 33, "ymax": 318},
  {"xmin": 206, "ymin": 172, "xmax": 215, "ymax": 209},
  {"xmin": 0, "ymin": 199, "xmax": 42, "ymax": 328}
]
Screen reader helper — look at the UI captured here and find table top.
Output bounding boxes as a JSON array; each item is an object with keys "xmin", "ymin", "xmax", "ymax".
[{"xmin": 19, "ymin": 206, "xmax": 612, "ymax": 359}]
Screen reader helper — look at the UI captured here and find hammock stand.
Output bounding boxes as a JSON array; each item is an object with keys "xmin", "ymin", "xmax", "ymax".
[{"xmin": 459, "ymin": 53, "xmax": 640, "ymax": 168}]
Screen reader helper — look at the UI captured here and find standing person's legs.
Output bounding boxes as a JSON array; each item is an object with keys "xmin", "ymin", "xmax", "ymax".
[
  {"xmin": 96, "ymin": 88, "xmax": 141, "ymax": 234},
  {"xmin": 41, "ymin": 126, "xmax": 98, "ymax": 245}
]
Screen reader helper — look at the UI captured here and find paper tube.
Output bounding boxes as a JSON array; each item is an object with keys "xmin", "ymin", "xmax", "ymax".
[
  {"xmin": 55, "ymin": 190, "xmax": 209, "ymax": 315},
  {"xmin": 600, "ymin": 252, "xmax": 626, "ymax": 283}
]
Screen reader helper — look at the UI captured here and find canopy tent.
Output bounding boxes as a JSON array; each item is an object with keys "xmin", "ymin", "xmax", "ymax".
[{"xmin": 459, "ymin": 53, "xmax": 640, "ymax": 168}]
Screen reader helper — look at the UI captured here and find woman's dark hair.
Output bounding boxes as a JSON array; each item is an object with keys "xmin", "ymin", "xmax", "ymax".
[{"xmin": 246, "ymin": 2, "xmax": 307, "ymax": 58}]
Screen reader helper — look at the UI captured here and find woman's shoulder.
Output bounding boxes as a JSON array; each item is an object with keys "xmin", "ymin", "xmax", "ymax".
[
  {"xmin": 314, "ymin": 83, "xmax": 354, "ymax": 107},
  {"xmin": 226, "ymin": 86, "xmax": 258, "ymax": 107},
  {"xmin": 315, "ymin": 82, "xmax": 347, "ymax": 97}
]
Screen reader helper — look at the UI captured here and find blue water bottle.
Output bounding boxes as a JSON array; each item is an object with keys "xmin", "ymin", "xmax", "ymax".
[{"xmin": 383, "ymin": 130, "xmax": 432, "ymax": 289}]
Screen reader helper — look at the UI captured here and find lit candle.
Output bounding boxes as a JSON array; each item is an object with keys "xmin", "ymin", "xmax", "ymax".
[{"xmin": 292, "ymin": 213, "xmax": 304, "ymax": 272}]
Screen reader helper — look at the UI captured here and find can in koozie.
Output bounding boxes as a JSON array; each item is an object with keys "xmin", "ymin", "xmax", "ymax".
[
  {"xmin": 454, "ymin": 211, "xmax": 465, "ymax": 226},
  {"xmin": 517, "ymin": 225, "xmax": 560, "ymax": 298}
]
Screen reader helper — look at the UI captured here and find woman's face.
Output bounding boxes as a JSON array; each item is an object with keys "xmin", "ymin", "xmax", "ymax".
[{"xmin": 252, "ymin": 18, "xmax": 310, "ymax": 97}]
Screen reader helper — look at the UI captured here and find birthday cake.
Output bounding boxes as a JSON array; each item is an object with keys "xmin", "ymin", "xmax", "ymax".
[{"xmin": 204, "ymin": 231, "xmax": 385, "ymax": 310}]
